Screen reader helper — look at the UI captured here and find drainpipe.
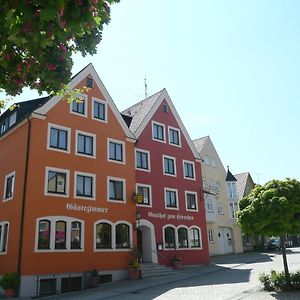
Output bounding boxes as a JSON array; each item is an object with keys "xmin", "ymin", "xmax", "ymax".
[{"xmin": 17, "ymin": 115, "xmax": 31, "ymax": 294}]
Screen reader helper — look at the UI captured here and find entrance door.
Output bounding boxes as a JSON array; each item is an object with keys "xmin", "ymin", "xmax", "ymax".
[
  {"xmin": 219, "ymin": 227, "xmax": 233, "ymax": 254},
  {"xmin": 137, "ymin": 225, "xmax": 152, "ymax": 262}
]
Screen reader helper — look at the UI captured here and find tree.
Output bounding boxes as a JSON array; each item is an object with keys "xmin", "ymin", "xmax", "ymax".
[
  {"xmin": 0, "ymin": 0, "xmax": 120, "ymax": 96},
  {"xmin": 237, "ymin": 178, "xmax": 300, "ymax": 285}
]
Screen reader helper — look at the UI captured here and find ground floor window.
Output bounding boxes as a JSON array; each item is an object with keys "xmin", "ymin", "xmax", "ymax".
[
  {"xmin": 208, "ymin": 229, "xmax": 214, "ymax": 243},
  {"xmin": 0, "ymin": 221, "xmax": 9, "ymax": 253},
  {"xmin": 96, "ymin": 222, "xmax": 112, "ymax": 249},
  {"xmin": 178, "ymin": 227, "xmax": 189, "ymax": 248},
  {"xmin": 164, "ymin": 226, "xmax": 176, "ymax": 249}
]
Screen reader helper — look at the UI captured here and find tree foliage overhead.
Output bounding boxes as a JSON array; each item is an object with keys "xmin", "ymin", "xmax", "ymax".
[
  {"xmin": 238, "ymin": 178, "xmax": 300, "ymax": 237},
  {"xmin": 0, "ymin": 0, "xmax": 120, "ymax": 96}
]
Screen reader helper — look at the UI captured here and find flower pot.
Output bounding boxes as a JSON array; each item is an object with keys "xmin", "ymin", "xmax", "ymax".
[
  {"xmin": 172, "ymin": 260, "xmax": 182, "ymax": 270},
  {"xmin": 4, "ymin": 288, "xmax": 16, "ymax": 298},
  {"xmin": 128, "ymin": 268, "xmax": 140, "ymax": 280}
]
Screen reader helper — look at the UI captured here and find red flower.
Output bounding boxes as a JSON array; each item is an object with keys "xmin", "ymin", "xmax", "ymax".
[{"xmin": 47, "ymin": 64, "xmax": 57, "ymax": 71}]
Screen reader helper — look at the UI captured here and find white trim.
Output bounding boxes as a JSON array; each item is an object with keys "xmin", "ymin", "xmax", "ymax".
[
  {"xmin": 185, "ymin": 190, "xmax": 198, "ymax": 212},
  {"xmin": 152, "ymin": 121, "xmax": 166, "ymax": 143},
  {"xmin": 69, "ymin": 93, "xmax": 88, "ymax": 117},
  {"xmin": 136, "ymin": 183, "xmax": 152, "ymax": 207},
  {"xmin": 177, "ymin": 225, "xmax": 190, "ymax": 249},
  {"xmin": 168, "ymin": 126, "xmax": 181, "ymax": 147},
  {"xmin": 47, "ymin": 123, "xmax": 71, "ymax": 154},
  {"xmin": 183, "ymin": 160, "xmax": 196, "ymax": 181},
  {"xmin": 75, "ymin": 130, "xmax": 96, "ymax": 159},
  {"xmin": 92, "ymin": 97, "xmax": 108, "ymax": 123},
  {"xmin": 189, "ymin": 226, "xmax": 202, "ymax": 249},
  {"xmin": 162, "ymin": 155, "xmax": 177, "ymax": 177},
  {"xmin": 44, "ymin": 167, "xmax": 70, "ymax": 198},
  {"xmin": 164, "ymin": 187, "xmax": 179, "ymax": 210},
  {"xmin": 135, "ymin": 148, "xmax": 151, "ymax": 172},
  {"xmin": 0, "ymin": 221, "xmax": 9, "ymax": 255},
  {"xmin": 107, "ymin": 176, "xmax": 126, "ymax": 203},
  {"xmin": 34, "ymin": 64, "xmax": 136, "ymax": 141},
  {"xmin": 34, "ymin": 216, "xmax": 85, "ymax": 252},
  {"xmin": 107, "ymin": 138, "xmax": 126, "ymax": 165},
  {"xmin": 162, "ymin": 224, "xmax": 177, "ymax": 250},
  {"xmin": 3, "ymin": 171, "xmax": 15, "ymax": 201},
  {"xmin": 74, "ymin": 171, "xmax": 96, "ymax": 200}
]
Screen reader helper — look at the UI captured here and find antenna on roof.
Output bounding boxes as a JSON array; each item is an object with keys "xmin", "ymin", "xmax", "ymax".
[{"xmin": 144, "ymin": 78, "xmax": 148, "ymax": 99}]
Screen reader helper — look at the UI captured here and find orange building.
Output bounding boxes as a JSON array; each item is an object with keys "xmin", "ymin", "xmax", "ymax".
[{"xmin": 0, "ymin": 65, "xmax": 137, "ymax": 297}]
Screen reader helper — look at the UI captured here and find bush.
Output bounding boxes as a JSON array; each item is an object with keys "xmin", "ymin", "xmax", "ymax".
[
  {"xmin": 0, "ymin": 273, "xmax": 19, "ymax": 290},
  {"xmin": 259, "ymin": 270, "xmax": 300, "ymax": 291}
]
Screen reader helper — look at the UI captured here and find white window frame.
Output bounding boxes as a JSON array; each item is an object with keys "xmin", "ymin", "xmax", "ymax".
[
  {"xmin": 35, "ymin": 216, "xmax": 85, "ymax": 252},
  {"xmin": 189, "ymin": 226, "xmax": 202, "ymax": 249},
  {"xmin": 107, "ymin": 176, "xmax": 126, "ymax": 203},
  {"xmin": 47, "ymin": 123, "xmax": 71, "ymax": 154},
  {"xmin": 136, "ymin": 183, "xmax": 152, "ymax": 207},
  {"xmin": 163, "ymin": 155, "xmax": 177, "ymax": 177},
  {"xmin": 0, "ymin": 221, "xmax": 9, "ymax": 255},
  {"xmin": 75, "ymin": 130, "xmax": 96, "ymax": 159},
  {"xmin": 74, "ymin": 171, "xmax": 96, "ymax": 200},
  {"xmin": 70, "ymin": 93, "xmax": 88, "ymax": 117},
  {"xmin": 162, "ymin": 224, "xmax": 177, "ymax": 250},
  {"xmin": 92, "ymin": 97, "xmax": 108, "ymax": 123},
  {"xmin": 164, "ymin": 187, "xmax": 179, "ymax": 210},
  {"xmin": 168, "ymin": 126, "xmax": 181, "ymax": 147},
  {"xmin": 229, "ymin": 202, "xmax": 239, "ymax": 219},
  {"xmin": 217, "ymin": 203, "xmax": 224, "ymax": 215},
  {"xmin": 135, "ymin": 148, "xmax": 151, "ymax": 172},
  {"xmin": 204, "ymin": 155, "xmax": 210, "ymax": 166},
  {"xmin": 177, "ymin": 225, "xmax": 190, "ymax": 249},
  {"xmin": 208, "ymin": 229, "xmax": 214, "ymax": 243},
  {"xmin": 183, "ymin": 160, "xmax": 196, "ymax": 180},
  {"xmin": 107, "ymin": 138, "xmax": 126, "ymax": 164},
  {"xmin": 44, "ymin": 167, "xmax": 70, "ymax": 198},
  {"xmin": 3, "ymin": 171, "xmax": 15, "ymax": 201},
  {"xmin": 227, "ymin": 182, "xmax": 238, "ymax": 199},
  {"xmin": 185, "ymin": 191, "xmax": 198, "ymax": 212},
  {"xmin": 205, "ymin": 195, "xmax": 214, "ymax": 213},
  {"xmin": 152, "ymin": 121, "xmax": 166, "ymax": 143}
]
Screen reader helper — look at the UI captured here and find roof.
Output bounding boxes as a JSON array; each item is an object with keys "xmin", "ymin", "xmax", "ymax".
[
  {"xmin": 121, "ymin": 89, "xmax": 164, "ymax": 133},
  {"xmin": 235, "ymin": 172, "xmax": 255, "ymax": 198},
  {"xmin": 226, "ymin": 167, "xmax": 237, "ymax": 182},
  {"xmin": 193, "ymin": 136, "xmax": 209, "ymax": 152}
]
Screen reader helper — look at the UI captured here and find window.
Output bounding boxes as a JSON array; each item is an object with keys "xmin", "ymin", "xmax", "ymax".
[
  {"xmin": 36, "ymin": 217, "xmax": 83, "ymax": 251},
  {"xmin": 190, "ymin": 227, "xmax": 201, "ymax": 248},
  {"xmin": 217, "ymin": 204, "xmax": 224, "ymax": 215},
  {"xmin": 152, "ymin": 121, "xmax": 165, "ymax": 142},
  {"xmin": 186, "ymin": 191, "xmax": 198, "ymax": 211},
  {"xmin": 164, "ymin": 226, "xmax": 175, "ymax": 249},
  {"xmin": 227, "ymin": 182, "xmax": 237, "ymax": 198},
  {"xmin": 204, "ymin": 155, "xmax": 210, "ymax": 166},
  {"xmin": 205, "ymin": 196, "xmax": 214, "ymax": 212},
  {"xmin": 165, "ymin": 188, "xmax": 178, "ymax": 209},
  {"xmin": 48, "ymin": 123, "xmax": 71, "ymax": 152},
  {"xmin": 229, "ymin": 202, "xmax": 239, "ymax": 219},
  {"xmin": 108, "ymin": 177, "xmax": 125, "ymax": 202},
  {"xmin": 45, "ymin": 168, "xmax": 69, "ymax": 197},
  {"xmin": 3, "ymin": 171, "xmax": 15, "ymax": 201},
  {"xmin": 96, "ymin": 223, "xmax": 112, "ymax": 249},
  {"xmin": 136, "ymin": 184, "xmax": 151, "ymax": 206},
  {"xmin": 116, "ymin": 223, "xmax": 130, "ymax": 249},
  {"xmin": 86, "ymin": 77, "xmax": 93, "ymax": 88},
  {"xmin": 70, "ymin": 94, "xmax": 87, "ymax": 117},
  {"xmin": 108, "ymin": 139, "xmax": 125, "ymax": 163},
  {"xmin": 168, "ymin": 127, "xmax": 180, "ymax": 146},
  {"xmin": 76, "ymin": 131, "xmax": 96, "ymax": 157},
  {"xmin": 92, "ymin": 98, "xmax": 107, "ymax": 122},
  {"xmin": 178, "ymin": 227, "xmax": 189, "ymax": 248},
  {"xmin": 183, "ymin": 160, "xmax": 195, "ymax": 180},
  {"xmin": 163, "ymin": 156, "xmax": 176, "ymax": 176},
  {"xmin": 0, "ymin": 113, "xmax": 16, "ymax": 135},
  {"xmin": 135, "ymin": 149, "xmax": 150, "ymax": 171},
  {"xmin": 75, "ymin": 172, "xmax": 95, "ymax": 199},
  {"xmin": 208, "ymin": 229, "xmax": 214, "ymax": 243},
  {"xmin": 163, "ymin": 104, "xmax": 168, "ymax": 113},
  {"xmin": 0, "ymin": 222, "xmax": 9, "ymax": 253},
  {"xmin": 211, "ymin": 158, "xmax": 216, "ymax": 168}
]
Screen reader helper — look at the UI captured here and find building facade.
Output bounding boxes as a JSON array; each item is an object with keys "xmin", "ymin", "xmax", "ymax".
[
  {"xmin": 193, "ymin": 136, "xmax": 243, "ymax": 255},
  {"xmin": 122, "ymin": 89, "xmax": 209, "ymax": 266},
  {"xmin": 0, "ymin": 65, "xmax": 137, "ymax": 297}
]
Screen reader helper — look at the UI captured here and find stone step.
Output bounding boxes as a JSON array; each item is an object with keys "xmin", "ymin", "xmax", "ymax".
[{"xmin": 141, "ymin": 263, "xmax": 178, "ymax": 278}]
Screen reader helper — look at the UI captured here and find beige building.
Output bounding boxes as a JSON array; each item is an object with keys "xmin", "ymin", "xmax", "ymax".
[{"xmin": 193, "ymin": 136, "xmax": 243, "ymax": 255}]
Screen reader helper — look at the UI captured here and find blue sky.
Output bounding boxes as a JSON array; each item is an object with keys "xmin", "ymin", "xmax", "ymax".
[{"xmin": 2, "ymin": 0, "xmax": 300, "ymax": 184}]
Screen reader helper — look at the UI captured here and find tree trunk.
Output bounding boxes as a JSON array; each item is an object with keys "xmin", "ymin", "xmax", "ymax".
[{"xmin": 280, "ymin": 235, "xmax": 291, "ymax": 287}]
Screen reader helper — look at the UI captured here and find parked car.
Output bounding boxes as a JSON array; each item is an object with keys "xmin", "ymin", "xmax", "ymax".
[{"xmin": 265, "ymin": 238, "xmax": 281, "ymax": 250}]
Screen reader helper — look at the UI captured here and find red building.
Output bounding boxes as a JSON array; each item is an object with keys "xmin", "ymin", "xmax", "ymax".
[{"xmin": 122, "ymin": 89, "xmax": 209, "ymax": 266}]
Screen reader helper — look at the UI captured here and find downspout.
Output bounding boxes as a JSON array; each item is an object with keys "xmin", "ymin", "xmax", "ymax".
[{"xmin": 17, "ymin": 115, "xmax": 31, "ymax": 294}]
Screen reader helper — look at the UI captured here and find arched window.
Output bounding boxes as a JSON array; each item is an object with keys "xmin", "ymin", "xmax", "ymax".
[
  {"xmin": 71, "ymin": 221, "xmax": 81, "ymax": 249},
  {"xmin": 178, "ymin": 227, "xmax": 188, "ymax": 248},
  {"xmin": 55, "ymin": 221, "xmax": 66, "ymax": 249},
  {"xmin": 190, "ymin": 227, "xmax": 201, "ymax": 248},
  {"xmin": 164, "ymin": 226, "xmax": 175, "ymax": 249},
  {"xmin": 96, "ymin": 223, "xmax": 112, "ymax": 249},
  {"xmin": 38, "ymin": 220, "xmax": 50, "ymax": 249},
  {"xmin": 116, "ymin": 223, "xmax": 130, "ymax": 249}
]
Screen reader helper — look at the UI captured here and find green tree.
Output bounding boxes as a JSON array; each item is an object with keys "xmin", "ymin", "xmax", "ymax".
[
  {"xmin": 237, "ymin": 178, "xmax": 300, "ymax": 285},
  {"xmin": 0, "ymin": 0, "xmax": 120, "ymax": 97}
]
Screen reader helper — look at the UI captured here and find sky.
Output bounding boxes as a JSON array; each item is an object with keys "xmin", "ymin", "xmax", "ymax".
[{"xmin": 1, "ymin": 0, "xmax": 300, "ymax": 184}]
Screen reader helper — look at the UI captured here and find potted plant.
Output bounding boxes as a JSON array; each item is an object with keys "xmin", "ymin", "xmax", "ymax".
[
  {"xmin": 172, "ymin": 255, "xmax": 183, "ymax": 270},
  {"xmin": 91, "ymin": 269, "xmax": 99, "ymax": 288},
  {"xmin": 128, "ymin": 259, "xmax": 141, "ymax": 280},
  {"xmin": 0, "ymin": 273, "xmax": 19, "ymax": 298}
]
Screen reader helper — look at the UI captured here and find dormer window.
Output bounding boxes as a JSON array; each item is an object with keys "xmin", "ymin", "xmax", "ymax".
[
  {"xmin": 86, "ymin": 77, "xmax": 93, "ymax": 88},
  {"xmin": 227, "ymin": 182, "xmax": 237, "ymax": 198}
]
